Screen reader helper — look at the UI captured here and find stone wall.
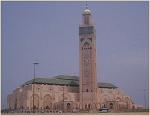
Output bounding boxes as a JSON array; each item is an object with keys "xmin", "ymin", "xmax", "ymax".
[
  {"xmin": 8, "ymin": 83, "xmax": 135, "ymax": 112},
  {"xmin": 97, "ymin": 88, "xmax": 134, "ymax": 111}
]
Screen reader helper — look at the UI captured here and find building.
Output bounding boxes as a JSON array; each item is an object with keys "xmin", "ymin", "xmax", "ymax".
[
  {"xmin": 7, "ymin": 7, "xmax": 139, "ymax": 112},
  {"xmin": 8, "ymin": 75, "xmax": 135, "ymax": 112}
]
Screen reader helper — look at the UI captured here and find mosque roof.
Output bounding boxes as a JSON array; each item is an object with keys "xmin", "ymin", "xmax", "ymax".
[
  {"xmin": 23, "ymin": 75, "xmax": 118, "ymax": 89},
  {"xmin": 97, "ymin": 82, "xmax": 117, "ymax": 89}
]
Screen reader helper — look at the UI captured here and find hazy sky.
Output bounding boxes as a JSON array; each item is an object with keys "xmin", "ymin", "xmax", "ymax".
[{"xmin": 2, "ymin": 1, "xmax": 149, "ymax": 108}]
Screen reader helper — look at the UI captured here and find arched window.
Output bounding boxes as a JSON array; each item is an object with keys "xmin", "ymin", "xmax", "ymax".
[
  {"xmin": 46, "ymin": 106, "xmax": 50, "ymax": 109},
  {"xmin": 86, "ymin": 89, "xmax": 88, "ymax": 92},
  {"xmin": 43, "ymin": 94, "xmax": 52, "ymax": 110},
  {"xmin": 85, "ymin": 104, "xmax": 87, "ymax": 109},
  {"xmin": 109, "ymin": 103, "xmax": 113, "ymax": 109},
  {"xmin": 67, "ymin": 103, "xmax": 71, "ymax": 110},
  {"xmin": 88, "ymin": 104, "xmax": 91, "ymax": 109},
  {"xmin": 104, "ymin": 104, "xmax": 106, "ymax": 108}
]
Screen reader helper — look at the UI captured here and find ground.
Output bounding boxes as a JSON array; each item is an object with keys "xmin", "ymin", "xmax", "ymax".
[{"xmin": 2, "ymin": 112, "xmax": 149, "ymax": 115}]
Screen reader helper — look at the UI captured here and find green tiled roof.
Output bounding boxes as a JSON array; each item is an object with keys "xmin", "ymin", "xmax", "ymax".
[
  {"xmin": 23, "ymin": 75, "xmax": 117, "ymax": 88},
  {"xmin": 53, "ymin": 75, "xmax": 79, "ymax": 81},
  {"xmin": 97, "ymin": 82, "xmax": 117, "ymax": 89}
]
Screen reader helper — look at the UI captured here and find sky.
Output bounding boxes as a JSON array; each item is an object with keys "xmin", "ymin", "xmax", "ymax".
[{"xmin": 1, "ymin": 1, "xmax": 149, "ymax": 109}]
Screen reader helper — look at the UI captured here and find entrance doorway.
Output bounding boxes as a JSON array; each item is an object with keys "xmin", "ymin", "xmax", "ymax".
[{"xmin": 109, "ymin": 103, "xmax": 113, "ymax": 109}]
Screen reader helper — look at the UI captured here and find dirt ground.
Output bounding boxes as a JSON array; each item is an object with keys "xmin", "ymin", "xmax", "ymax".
[{"xmin": 2, "ymin": 112, "xmax": 149, "ymax": 115}]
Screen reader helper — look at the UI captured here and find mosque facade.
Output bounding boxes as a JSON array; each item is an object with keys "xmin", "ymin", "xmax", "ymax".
[{"xmin": 7, "ymin": 75, "xmax": 137, "ymax": 112}]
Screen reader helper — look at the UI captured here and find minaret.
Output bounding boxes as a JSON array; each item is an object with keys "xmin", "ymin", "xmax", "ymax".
[{"xmin": 79, "ymin": 6, "xmax": 97, "ymax": 111}]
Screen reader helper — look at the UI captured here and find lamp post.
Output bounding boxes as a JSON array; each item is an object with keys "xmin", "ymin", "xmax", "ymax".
[
  {"xmin": 62, "ymin": 86, "xmax": 64, "ymax": 112},
  {"xmin": 144, "ymin": 89, "xmax": 146, "ymax": 109},
  {"xmin": 33, "ymin": 62, "xmax": 39, "ymax": 113}
]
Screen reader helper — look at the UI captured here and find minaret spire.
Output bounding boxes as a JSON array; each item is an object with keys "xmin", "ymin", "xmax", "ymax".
[
  {"xmin": 86, "ymin": 1, "xmax": 88, "ymax": 9},
  {"xmin": 82, "ymin": 2, "xmax": 92, "ymax": 25}
]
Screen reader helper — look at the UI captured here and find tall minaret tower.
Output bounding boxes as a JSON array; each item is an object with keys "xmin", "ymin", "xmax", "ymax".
[{"xmin": 79, "ymin": 6, "xmax": 97, "ymax": 111}]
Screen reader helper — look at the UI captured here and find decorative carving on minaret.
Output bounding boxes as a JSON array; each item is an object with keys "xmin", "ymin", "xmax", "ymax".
[{"xmin": 79, "ymin": 5, "xmax": 97, "ymax": 111}]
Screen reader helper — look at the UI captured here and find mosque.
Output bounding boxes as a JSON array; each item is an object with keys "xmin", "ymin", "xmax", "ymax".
[{"xmin": 7, "ymin": 6, "xmax": 140, "ymax": 112}]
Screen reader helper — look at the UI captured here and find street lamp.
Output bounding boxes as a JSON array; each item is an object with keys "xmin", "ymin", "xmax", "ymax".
[
  {"xmin": 33, "ymin": 62, "xmax": 39, "ymax": 113},
  {"xmin": 63, "ymin": 86, "xmax": 64, "ymax": 112},
  {"xmin": 144, "ymin": 89, "xmax": 147, "ymax": 109}
]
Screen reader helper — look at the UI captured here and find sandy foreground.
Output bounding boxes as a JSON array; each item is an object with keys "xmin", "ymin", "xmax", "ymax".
[{"xmin": 2, "ymin": 112, "xmax": 149, "ymax": 115}]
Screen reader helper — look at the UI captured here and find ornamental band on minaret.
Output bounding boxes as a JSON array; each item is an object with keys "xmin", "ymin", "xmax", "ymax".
[{"xmin": 79, "ymin": 7, "xmax": 97, "ymax": 111}]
